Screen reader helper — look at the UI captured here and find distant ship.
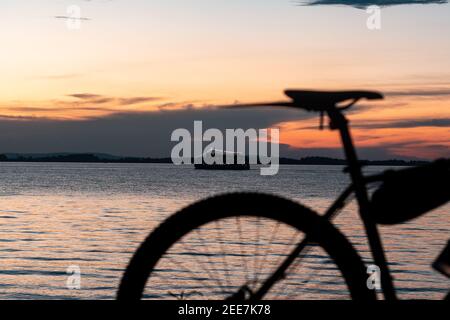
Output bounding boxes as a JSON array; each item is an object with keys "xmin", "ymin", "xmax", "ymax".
[{"xmin": 194, "ymin": 149, "xmax": 250, "ymax": 170}]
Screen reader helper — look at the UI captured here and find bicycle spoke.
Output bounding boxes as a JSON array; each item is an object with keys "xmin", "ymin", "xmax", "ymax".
[
  {"xmin": 193, "ymin": 228, "xmax": 228, "ymax": 293},
  {"xmin": 252, "ymin": 216, "xmax": 261, "ymax": 286},
  {"xmin": 155, "ymin": 255, "xmax": 213, "ymax": 298},
  {"xmin": 215, "ymin": 219, "xmax": 232, "ymax": 289},
  {"xmin": 236, "ymin": 216, "xmax": 250, "ymax": 284},
  {"xmin": 174, "ymin": 230, "xmax": 227, "ymax": 295},
  {"xmin": 255, "ymin": 221, "xmax": 280, "ymax": 283}
]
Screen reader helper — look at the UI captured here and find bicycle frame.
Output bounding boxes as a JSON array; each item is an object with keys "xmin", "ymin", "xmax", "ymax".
[
  {"xmin": 252, "ymin": 106, "xmax": 398, "ymax": 300},
  {"xmin": 328, "ymin": 107, "xmax": 397, "ymax": 300}
]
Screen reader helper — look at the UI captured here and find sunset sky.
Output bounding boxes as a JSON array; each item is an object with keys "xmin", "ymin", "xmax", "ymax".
[{"xmin": 1, "ymin": 0, "xmax": 449, "ymax": 160}]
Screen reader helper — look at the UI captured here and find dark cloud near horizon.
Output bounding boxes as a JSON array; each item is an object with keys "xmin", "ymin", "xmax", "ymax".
[
  {"xmin": 299, "ymin": 118, "xmax": 450, "ymax": 130},
  {"xmin": 69, "ymin": 93, "xmax": 103, "ymax": 100},
  {"xmin": 117, "ymin": 97, "xmax": 161, "ymax": 106},
  {"xmin": 385, "ymin": 88, "xmax": 450, "ymax": 97},
  {"xmin": 1, "ymin": 94, "xmax": 162, "ymax": 116},
  {"xmin": 0, "ymin": 107, "xmax": 311, "ymax": 158},
  {"xmin": 66, "ymin": 93, "xmax": 161, "ymax": 107},
  {"xmin": 3, "ymin": 85, "xmax": 450, "ymax": 160},
  {"xmin": 353, "ymin": 118, "xmax": 450, "ymax": 129},
  {"xmin": 1, "ymin": 106, "xmax": 447, "ymax": 160},
  {"xmin": 298, "ymin": 0, "xmax": 448, "ymax": 9}
]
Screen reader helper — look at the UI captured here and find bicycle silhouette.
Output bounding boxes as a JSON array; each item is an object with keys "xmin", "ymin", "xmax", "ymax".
[{"xmin": 118, "ymin": 90, "xmax": 450, "ymax": 300}]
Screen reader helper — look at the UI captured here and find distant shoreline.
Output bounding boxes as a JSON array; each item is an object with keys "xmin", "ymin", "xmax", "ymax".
[{"xmin": 0, "ymin": 153, "xmax": 429, "ymax": 166}]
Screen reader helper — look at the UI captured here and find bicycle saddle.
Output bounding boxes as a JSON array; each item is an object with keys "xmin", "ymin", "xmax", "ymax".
[
  {"xmin": 224, "ymin": 89, "xmax": 383, "ymax": 112},
  {"xmin": 284, "ymin": 90, "xmax": 383, "ymax": 111}
]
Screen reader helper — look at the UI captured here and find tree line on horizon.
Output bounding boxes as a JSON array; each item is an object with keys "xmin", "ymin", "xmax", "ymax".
[{"xmin": 0, "ymin": 153, "xmax": 429, "ymax": 166}]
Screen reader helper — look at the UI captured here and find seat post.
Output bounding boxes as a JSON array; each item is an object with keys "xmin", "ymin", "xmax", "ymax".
[{"xmin": 327, "ymin": 107, "xmax": 397, "ymax": 300}]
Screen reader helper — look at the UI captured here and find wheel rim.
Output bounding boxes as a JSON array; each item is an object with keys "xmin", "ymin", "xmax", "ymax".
[{"xmin": 141, "ymin": 215, "xmax": 354, "ymax": 300}]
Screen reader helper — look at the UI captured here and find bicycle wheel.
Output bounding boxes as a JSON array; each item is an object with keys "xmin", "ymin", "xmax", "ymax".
[{"xmin": 118, "ymin": 193, "xmax": 375, "ymax": 300}]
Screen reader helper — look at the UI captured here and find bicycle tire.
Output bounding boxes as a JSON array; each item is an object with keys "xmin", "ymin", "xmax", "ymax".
[{"xmin": 117, "ymin": 192, "xmax": 376, "ymax": 300}]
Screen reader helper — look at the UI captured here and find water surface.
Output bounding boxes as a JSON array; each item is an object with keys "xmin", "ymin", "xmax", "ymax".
[{"xmin": 0, "ymin": 163, "xmax": 448, "ymax": 299}]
